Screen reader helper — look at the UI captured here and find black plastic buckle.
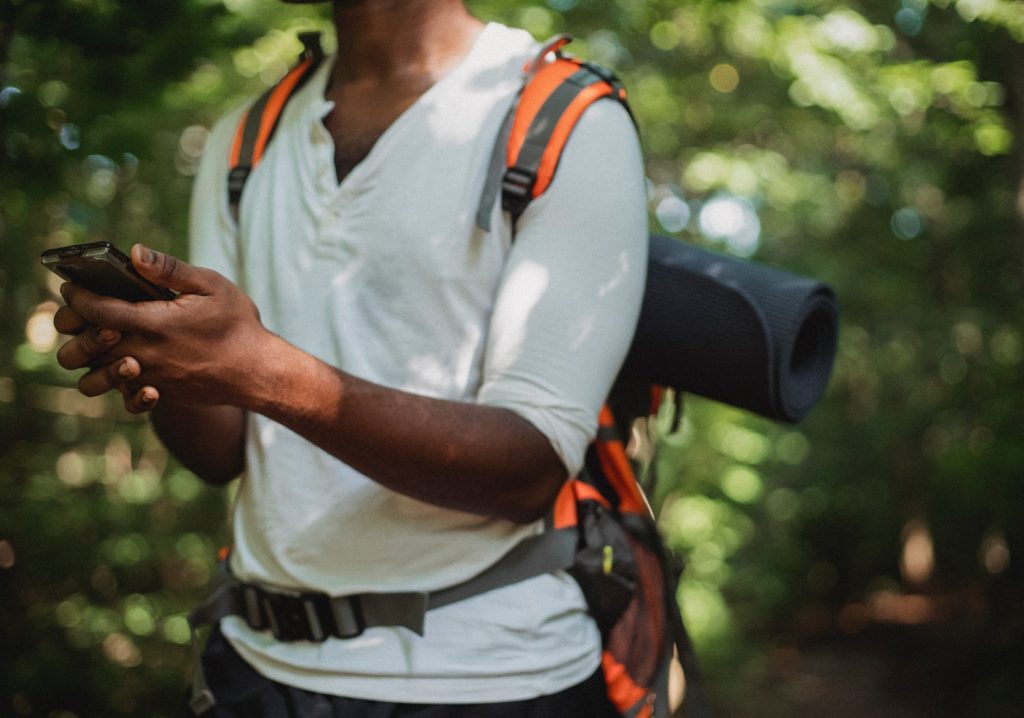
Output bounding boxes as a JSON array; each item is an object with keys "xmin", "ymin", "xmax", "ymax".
[
  {"xmin": 227, "ymin": 166, "xmax": 251, "ymax": 206},
  {"xmin": 259, "ymin": 592, "xmax": 332, "ymax": 642},
  {"xmin": 501, "ymin": 166, "xmax": 536, "ymax": 218},
  {"xmin": 329, "ymin": 595, "xmax": 366, "ymax": 640}
]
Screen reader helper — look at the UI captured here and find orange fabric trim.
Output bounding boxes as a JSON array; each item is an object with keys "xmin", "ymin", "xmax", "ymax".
[
  {"xmin": 532, "ymin": 81, "xmax": 612, "ymax": 197},
  {"xmin": 552, "ymin": 481, "xmax": 579, "ymax": 530},
  {"xmin": 574, "ymin": 480, "xmax": 611, "ymax": 509},
  {"xmin": 597, "ymin": 406, "xmax": 647, "ymax": 515},
  {"xmin": 251, "ymin": 58, "xmax": 315, "ymax": 165},
  {"xmin": 553, "ymin": 479, "xmax": 611, "ymax": 529},
  {"xmin": 228, "ymin": 107, "xmax": 250, "ymax": 168},
  {"xmin": 602, "ymin": 650, "xmax": 651, "ymax": 717},
  {"xmin": 506, "ymin": 58, "xmax": 581, "ymax": 167}
]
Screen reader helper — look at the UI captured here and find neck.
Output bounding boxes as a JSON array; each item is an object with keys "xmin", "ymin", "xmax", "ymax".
[{"xmin": 329, "ymin": 0, "xmax": 483, "ymax": 85}]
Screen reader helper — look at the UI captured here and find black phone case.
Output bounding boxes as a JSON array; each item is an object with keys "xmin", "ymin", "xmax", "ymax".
[{"xmin": 40, "ymin": 242, "xmax": 175, "ymax": 302}]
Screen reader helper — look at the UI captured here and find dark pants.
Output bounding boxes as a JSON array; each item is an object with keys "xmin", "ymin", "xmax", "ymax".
[{"xmin": 193, "ymin": 628, "xmax": 621, "ymax": 718}]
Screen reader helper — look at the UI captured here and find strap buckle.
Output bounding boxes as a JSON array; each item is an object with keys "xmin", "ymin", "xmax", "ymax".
[
  {"xmin": 236, "ymin": 583, "xmax": 368, "ymax": 642},
  {"xmin": 329, "ymin": 595, "xmax": 366, "ymax": 639},
  {"xmin": 255, "ymin": 590, "xmax": 334, "ymax": 642},
  {"xmin": 227, "ymin": 165, "xmax": 251, "ymax": 207},
  {"xmin": 501, "ymin": 166, "xmax": 536, "ymax": 218}
]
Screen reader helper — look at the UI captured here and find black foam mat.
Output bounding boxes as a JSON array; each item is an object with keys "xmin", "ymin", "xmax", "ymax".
[{"xmin": 614, "ymin": 234, "xmax": 839, "ymax": 423}]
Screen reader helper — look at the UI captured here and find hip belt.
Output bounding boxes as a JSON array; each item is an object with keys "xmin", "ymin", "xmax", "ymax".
[{"xmin": 186, "ymin": 528, "xmax": 578, "ymax": 714}]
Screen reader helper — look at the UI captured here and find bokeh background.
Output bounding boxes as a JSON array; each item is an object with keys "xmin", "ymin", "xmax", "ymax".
[{"xmin": 2, "ymin": 0, "xmax": 1022, "ymax": 716}]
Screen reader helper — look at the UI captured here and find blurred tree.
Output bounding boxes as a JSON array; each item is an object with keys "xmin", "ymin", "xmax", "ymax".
[{"xmin": 1, "ymin": 0, "xmax": 1021, "ymax": 716}]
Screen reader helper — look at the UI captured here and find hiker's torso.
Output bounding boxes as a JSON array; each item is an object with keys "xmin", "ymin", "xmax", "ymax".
[{"xmin": 187, "ymin": 21, "xmax": 649, "ymax": 702}]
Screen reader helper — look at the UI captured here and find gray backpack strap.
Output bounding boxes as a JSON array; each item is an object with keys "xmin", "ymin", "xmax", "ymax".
[
  {"xmin": 429, "ymin": 527, "xmax": 578, "ymax": 609},
  {"xmin": 473, "ymin": 33, "xmax": 633, "ymax": 235},
  {"xmin": 474, "ymin": 34, "xmax": 573, "ymax": 233},
  {"xmin": 190, "ymin": 529, "xmax": 579, "ymax": 635},
  {"xmin": 474, "ymin": 100, "xmax": 517, "ymax": 233}
]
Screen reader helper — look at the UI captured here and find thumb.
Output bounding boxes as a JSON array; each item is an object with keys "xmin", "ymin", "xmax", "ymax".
[{"xmin": 131, "ymin": 244, "xmax": 208, "ymax": 295}]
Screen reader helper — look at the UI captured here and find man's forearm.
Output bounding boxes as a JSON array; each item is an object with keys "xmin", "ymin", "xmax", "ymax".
[
  {"xmin": 151, "ymin": 403, "xmax": 246, "ymax": 485},
  {"xmin": 58, "ymin": 249, "xmax": 566, "ymax": 521},
  {"xmin": 239, "ymin": 334, "xmax": 566, "ymax": 523}
]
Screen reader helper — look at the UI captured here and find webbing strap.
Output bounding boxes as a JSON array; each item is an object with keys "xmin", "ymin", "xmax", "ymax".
[
  {"xmin": 429, "ymin": 527, "xmax": 577, "ymax": 608},
  {"xmin": 508, "ymin": 65, "xmax": 615, "ymax": 173},
  {"xmin": 474, "ymin": 40, "xmax": 632, "ymax": 232},
  {"xmin": 187, "ymin": 528, "xmax": 578, "ymax": 639},
  {"xmin": 474, "ymin": 99, "xmax": 518, "ymax": 233},
  {"xmin": 186, "ymin": 530, "xmax": 582, "ymax": 714},
  {"xmin": 505, "ymin": 64, "xmax": 619, "ymax": 226},
  {"xmin": 227, "ymin": 33, "xmax": 324, "ymax": 221}
]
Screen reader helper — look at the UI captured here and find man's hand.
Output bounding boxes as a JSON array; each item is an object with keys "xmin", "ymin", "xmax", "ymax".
[
  {"xmin": 57, "ymin": 244, "xmax": 269, "ymax": 409},
  {"xmin": 53, "ymin": 301, "xmax": 160, "ymax": 414}
]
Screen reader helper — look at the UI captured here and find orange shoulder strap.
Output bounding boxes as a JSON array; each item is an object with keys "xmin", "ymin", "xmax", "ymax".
[
  {"xmin": 227, "ymin": 32, "xmax": 325, "ymax": 221},
  {"xmin": 474, "ymin": 34, "xmax": 634, "ymax": 232}
]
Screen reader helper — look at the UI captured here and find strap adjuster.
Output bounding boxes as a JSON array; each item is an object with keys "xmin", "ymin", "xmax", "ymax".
[
  {"xmin": 227, "ymin": 165, "xmax": 251, "ymax": 207},
  {"xmin": 329, "ymin": 595, "xmax": 366, "ymax": 639},
  {"xmin": 501, "ymin": 166, "xmax": 536, "ymax": 218},
  {"xmin": 234, "ymin": 582, "xmax": 367, "ymax": 642},
  {"xmin": 255, "ymin": 591, "xmax": 330, "ymax": 642}
]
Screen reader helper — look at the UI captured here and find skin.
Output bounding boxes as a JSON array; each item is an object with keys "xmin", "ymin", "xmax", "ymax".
[{"xmin": 53, "ymin": 0, "xmax": 567, "ymax": 523}]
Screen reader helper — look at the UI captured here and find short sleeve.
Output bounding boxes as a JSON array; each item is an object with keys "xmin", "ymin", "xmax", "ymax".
[
  {"xmin": 188, "ymin": 104, "xmax": 247, "ymax": 282},
  {"xmin": 476, "ymin": 100, "xmax": 648, "ymax": 476}
]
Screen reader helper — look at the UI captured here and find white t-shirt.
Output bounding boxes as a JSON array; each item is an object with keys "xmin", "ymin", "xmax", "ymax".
[{"xmin": 188, "ymin": 22, "xmax": 647, "ymax": 703}]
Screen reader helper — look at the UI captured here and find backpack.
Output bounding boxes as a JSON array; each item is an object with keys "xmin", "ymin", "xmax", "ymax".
[{"xmin": 188, "ymin": 32, "xmax": 713, "ymax": 718}]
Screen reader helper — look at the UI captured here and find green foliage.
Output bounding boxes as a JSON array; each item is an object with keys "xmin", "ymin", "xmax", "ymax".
[{"xmin": 2, "ymin": 0, "xmax": 1022, "ymax": 715}]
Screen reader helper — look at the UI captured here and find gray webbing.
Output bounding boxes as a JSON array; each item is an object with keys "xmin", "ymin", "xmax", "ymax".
[
  {"xmin": 475, "ymin": 100, "xmax": 517, "ymax": 232},
  {"xmin": 187, "ymin": 527, "xmax": 578, "ymax": 713},
  {"xmin": 474, "ymin": 65, "xmax": 613, "ymax": 233},
  {"xmin": 429, "ymin": 526, "xmax": 577, "ymax": 608}
]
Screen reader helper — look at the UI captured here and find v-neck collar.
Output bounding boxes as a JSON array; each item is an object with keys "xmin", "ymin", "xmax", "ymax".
[{"xmin": 308, "ymin": 22, "xmax": 497, "ymax": 193}]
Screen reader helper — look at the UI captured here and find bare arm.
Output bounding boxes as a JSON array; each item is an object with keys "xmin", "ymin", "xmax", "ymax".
[
  {"xmin": 244, "ymin": 335, "xmax": 564, "ymax": 522},
  {"xmin": 150, "ymin": 403, "xmax": 246, "ymax": 486},
  {"xmin": 58, "ymin": 247, "xmax": 565, "ymax": 522}
]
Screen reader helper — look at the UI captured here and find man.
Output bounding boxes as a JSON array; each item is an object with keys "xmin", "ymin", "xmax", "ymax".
[{"xmin": 53, "ymin": 0, "xmax": 647, "ymax": 714}]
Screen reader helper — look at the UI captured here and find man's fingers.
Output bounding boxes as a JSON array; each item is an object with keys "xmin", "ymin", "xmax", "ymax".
[
  {"xmin": 56, "ymin": 326, "xmax": 122, "ymax": 370},
  {"xmin": 53, "ymin": 305, "xmax": 89, "ymax": 335},
  {"xmin": 131, "ymin": 244, "xmax": 210, "ymax": 295},
  {"xmin": 124, "ymin": 385, "xmax": 160, "ymax": 414},
  {"xmin": 61, "ymin": 282, "xmax": 143, "ymax": 332},
  {"xmin": 78, "ymin": 356, "xmax": 141, "ymax": 397}
]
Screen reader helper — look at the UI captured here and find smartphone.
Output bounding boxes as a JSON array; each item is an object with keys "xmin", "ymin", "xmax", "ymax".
[{"xmin": 40, "ymin": 241, "xmax": 175, "ymax": 302}]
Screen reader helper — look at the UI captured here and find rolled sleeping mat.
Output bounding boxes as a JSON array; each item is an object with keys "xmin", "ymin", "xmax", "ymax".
[{"xmin": 614, "ymin": 234, "xmax": 839, "ymax": 423}]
